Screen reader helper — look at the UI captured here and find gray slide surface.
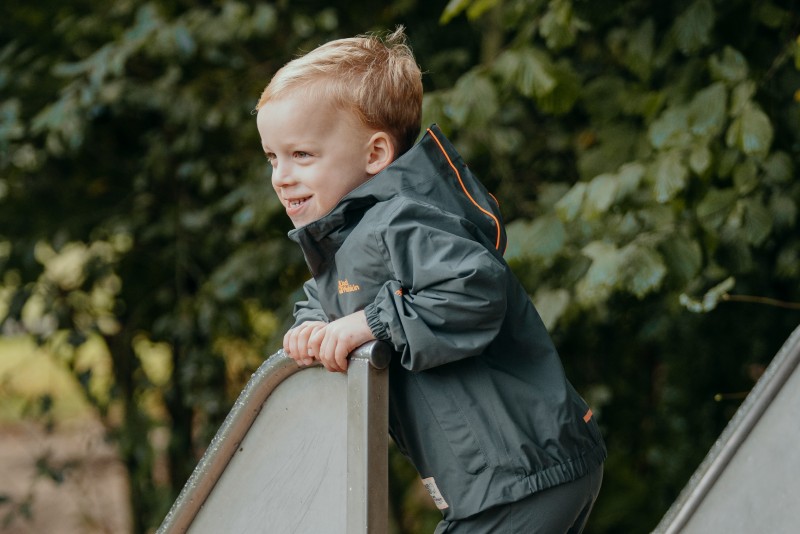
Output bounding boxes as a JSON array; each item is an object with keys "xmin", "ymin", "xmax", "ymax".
[
  {"xmin": 157, "ymin": 342, "xmax": 390, "ymax": 534},
  {"xmin": 655, "ymin": 325, "xmax": 800, "ymax": 534}
]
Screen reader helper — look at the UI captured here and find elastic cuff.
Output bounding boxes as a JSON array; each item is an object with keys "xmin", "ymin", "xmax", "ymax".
[{"xmin": 364, "ymin": 302, "xmax": 390, "ymax": 341}]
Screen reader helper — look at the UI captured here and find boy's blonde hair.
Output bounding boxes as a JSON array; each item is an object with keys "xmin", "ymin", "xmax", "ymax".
[{"xmin": 256, "ymin": 26, "xmax": 423, "ymax": 156}]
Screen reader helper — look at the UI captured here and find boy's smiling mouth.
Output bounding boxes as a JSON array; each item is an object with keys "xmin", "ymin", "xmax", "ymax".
[
  {"xmin": 288, "ymin": 197, "xmax": 309, "ymax": 207},
  {"xmin": 285, "ymin": 196, "xmax": 312, "ymax": 219}
]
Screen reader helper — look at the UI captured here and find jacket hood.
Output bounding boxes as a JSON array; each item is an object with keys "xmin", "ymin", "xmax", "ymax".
[{"xmin": 288, "ymin": 124, "xmax": 506, "ymax": 259}]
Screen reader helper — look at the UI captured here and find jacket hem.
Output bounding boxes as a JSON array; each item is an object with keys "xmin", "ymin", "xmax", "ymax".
[{"xmin": 438, "ymin": 440, "xmax": 607, "ymax": 521}]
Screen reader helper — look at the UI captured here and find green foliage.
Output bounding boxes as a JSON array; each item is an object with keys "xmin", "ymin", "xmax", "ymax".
[{"xmin": 1, "ymin": 0, "xmax": 799, "ymax": 532}]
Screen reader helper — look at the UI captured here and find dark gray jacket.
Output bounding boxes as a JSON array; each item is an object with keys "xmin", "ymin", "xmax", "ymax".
[{"xmin": 288, "ymin": 124, "xmax": 606, "ymax": 520}]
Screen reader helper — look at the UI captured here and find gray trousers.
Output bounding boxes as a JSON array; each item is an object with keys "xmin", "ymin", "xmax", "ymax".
[{"xmin": 434, "ymin": 463, "xmax": 603, "ymax": 534}]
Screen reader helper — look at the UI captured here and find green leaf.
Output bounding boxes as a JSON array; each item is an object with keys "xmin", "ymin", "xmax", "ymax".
[
  {"xmin": 578, "ymin": 123, "xmax": 640, "ymax": 179},
  {"xmin": 741, "ymin": 197, "xmax": 772, "ymax": 245},
  {"xmin": 756, "ymin": 2, "xmax": 789, "ymax": 29},
  {"xmin": 180, "ymin": 209, "xmax": 211, "ymax": 231},
  {"xmin": 624, "ymin": 19, "xmax": 655, "ymax": 81},
  {"xmin": 555, "ymin": 182, "xmax": 586, "ymax": 222},
  {"xmin": 648, "ymin": 106, "xmax": 690, "ymax": 149},
  {"xmin": 440, "ymin": 0, "xmax": 499, "ymax": 23},
  {"xmin": 440, "ymin": 0, "xmax": 472, "ymax": 23},
  {"xmin": 503, "ymin": 223, "xmax": 526, "ymax": 261},
  {"xmin": 709, "ymin": 46, "xmax": 748, "ymax": 84},
  {"xmin": 637, "ymin": 204, "xmax": 676, "ymax": 231},
  {"xmin": 762, "ymin": 151, "xmax": 793, "ymax": 184},
  {"xmin": 0, "ymin": 99, "xmax": 24, "ymax": 143},
  {"xmin": 679, "ymin": 276, "xmax": 735, "ymax": 313},
  {"xmin": 584, "ymin": 173, "xmax": 619, "ymax": 218},
  {"xmin": 465, "ymin": 0, "xmax": 500, "ymax": 20},
  {"xmin": 616, "ymin": 162, "xmax": 646, "ymax": 198},
  {"xmin": 540, "ymin": 0, "xmax": 587, "ymax": 51},
  {"xmin": 493, "ymin": 47, "xmax": 557, "ymax": 99},
  {"xmin": 651, "ymin": 150, "xmax": 688, "ymax": 203},
  {"xmin": 776, "ymin": 243, "xmax": 800, "ymax": 279},
  {"xmin": 614, "ymin": 212, "xmax": 642, "ymax": 239},
  {"xmin": 486, "ymin": 126, "xmax": 525, "ymax": 155},
  {"xmin": 532, "ymin": 287, "xmax": 570, "ymax": 331},
  {"xmin": 620, "ymin": 243, "xmax": 666, "ymax": 298},
  {"xmin": 770, "ymin": 195, "xmax": 797, "ymax": 230},
  {"xmin": 448, "ymin": 70, "xmax": 498, "ymax": 126},
  {"xmin": 673, "ymin": 0, "xmax": 715, "ymax": 54},
  {"xmin": 732, "ymin": 159, "xmax": 758, "ymax": 195},
  {"xmin": 659, "ymin": 234, "xmax": 702, "ymax": 285},
  {"xmin": 576, "ymin": 241, "xmax": 622, "ymax": 306},
  {"xmin": 697, "ymin": 187, "xmax": 738, "ymax": 231},
  {"xmin": 582, "ymin": 75, "xmax": 626, "ymax": 123},
  {"xmin": 536, "ymin": 60, "xmax": 580, "ymax": 115},
  {"xmin": 126, "ymin": 4, "xmax": 161, "ymax": 42},
  {"xmin": 536, "ymin": 182, "xmax": 571, "ymax": 210},
  {"xmin": 172, "ymin": 24, "xmax": 197, "ymax": 57},
  {"xmin": 251, "ymin": 4, "xmax": 278, "ymax": 35},
  {"xmin": 689, "ymin": 144, "xmax": 712, "ymax": 175},
  {"xmin": 726, "ymin": 104, "xmax": 774, "ymax": 156},
  {"xmin": 717, "ymin": 147, "xmax": 740, "ymax": 178},
  {"xmin": 505, "ymin": 214, "xmax": 566, "ymax": 262},
  {"xmin": 730, "ymin": 81, "xmax": 756, "ymax": 116},
  {"xmin": 529, "ymin": 214, "xmax": 567, "ymax": 258},
  {"xmin": 687, "ymin": 82, "xmax": 726, "ymax": 138}
]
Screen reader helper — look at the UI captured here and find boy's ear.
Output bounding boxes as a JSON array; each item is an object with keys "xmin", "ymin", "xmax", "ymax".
[{"xmin": 365, "ymin": 132, "xmax": 395, "ymax": 175}]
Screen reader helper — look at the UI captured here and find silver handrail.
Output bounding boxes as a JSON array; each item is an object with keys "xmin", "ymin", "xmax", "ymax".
[{"xmin": 157, "ymin": 340, "xmax": 392, "ymax": 534}]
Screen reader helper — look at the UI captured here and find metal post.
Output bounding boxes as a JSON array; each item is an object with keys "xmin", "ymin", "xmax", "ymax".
[{"xmin": 347, "ymin": 341, "xmax": 391, "ymax": 533}]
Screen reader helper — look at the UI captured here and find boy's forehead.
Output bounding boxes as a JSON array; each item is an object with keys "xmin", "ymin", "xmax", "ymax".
[
  {"xmin": 257, "ymin": 95, "xmax": 368, "ymax": 147},
  {"xmin": 258, "ymin": 93, "xmax": 328, "ymax": 127}
]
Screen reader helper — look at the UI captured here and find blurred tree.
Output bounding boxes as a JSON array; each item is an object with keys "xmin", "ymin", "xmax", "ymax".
[
  {"xmin": 1, "ymin": 1, "xmax": 302, "ymax": 530},
  {"xmin": 1, "ymin": 0, "xmax": 799, "ymax": 533}
]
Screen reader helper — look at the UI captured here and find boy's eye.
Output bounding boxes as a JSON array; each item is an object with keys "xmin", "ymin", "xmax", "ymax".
[
  {"xmin": 294, "ymin": 151, "xmax": 310, "ymax": 159},
  {"xmin": 264, "ymin": 153, "xmax": 276, "ymax": 166}
]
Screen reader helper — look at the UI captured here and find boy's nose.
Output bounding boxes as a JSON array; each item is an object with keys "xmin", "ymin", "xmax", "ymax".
[{"xmin": 271, "ymin": 162, "xmax": 294, "ymax": 187}]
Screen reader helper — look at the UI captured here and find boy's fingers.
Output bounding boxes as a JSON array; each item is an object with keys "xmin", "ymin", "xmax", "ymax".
[
  {"xmin": 335, "ymin": 342, "xmax": 349, "ymax": 372},
  {"xmin": 308, "ymin": 326, "xmax": 325, "ymax": 349},
  {"xmin": 330, "ymin": 338, "xmax": 348, "ymax": 373},
  {"xmin": 319, "ymin": 335, "xmax": 341, "ymax": 372},
  {"xmin": 285, "ymin": 325, "xmax": 314, "ymax": 366},
  {"xmin": 316, "ymin": 335, "xmax": 331, "ymax": 370},
  {"xmin": 284, "ymin": 330, "xmax": 300, "ymax": 360},
  {"xmin": 283, "ymin": 329, "xmax": 293, "ymax": 355}
]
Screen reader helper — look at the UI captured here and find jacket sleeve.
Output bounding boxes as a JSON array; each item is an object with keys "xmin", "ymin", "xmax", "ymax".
[
  {"xmin": 292, "ymin": 278, "xmax": 329, "ymax": 328},
  {"xmin": 363, "ymin": 202, "xmax": 507, "ymax": 371}
]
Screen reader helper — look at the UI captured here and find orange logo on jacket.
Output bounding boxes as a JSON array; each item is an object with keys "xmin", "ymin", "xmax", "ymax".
[{"xmin": 338, "ymin": 279, "xmax": 361, "ymax": 294}]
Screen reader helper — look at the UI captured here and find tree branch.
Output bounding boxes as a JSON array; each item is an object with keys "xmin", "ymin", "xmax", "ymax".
[{"xmin": 721, "ymin": 293, "xmax": 800, "ymax": 310}]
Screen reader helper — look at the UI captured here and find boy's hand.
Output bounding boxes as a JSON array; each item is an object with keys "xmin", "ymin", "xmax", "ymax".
[
  {"xmin": 309, "ymin": 311, "xmax": 375, "ymax": 373},
  {"xmin": 283, "ymin": 321, "xmax": 327, "ymax": 366}
]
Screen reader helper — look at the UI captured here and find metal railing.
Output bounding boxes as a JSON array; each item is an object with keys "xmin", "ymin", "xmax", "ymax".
[{"xmin": 157, "ymin": 341, "xmax": 392, "ymax": 534}]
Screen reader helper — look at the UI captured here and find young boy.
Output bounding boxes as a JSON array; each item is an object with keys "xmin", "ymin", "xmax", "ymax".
[{"xmin": 255, "ymin": 27, "xmax": 606, "ymax": 533}]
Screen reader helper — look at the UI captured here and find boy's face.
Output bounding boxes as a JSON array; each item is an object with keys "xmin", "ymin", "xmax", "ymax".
[{"xmin": 257, "ymin": 94, "xmax": 385, "ymax": 228}]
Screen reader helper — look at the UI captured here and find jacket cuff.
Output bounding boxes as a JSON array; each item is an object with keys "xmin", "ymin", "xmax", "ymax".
[{"xmin": 364, "ymin": 302, "xmax": 390, "ymax": 341}]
